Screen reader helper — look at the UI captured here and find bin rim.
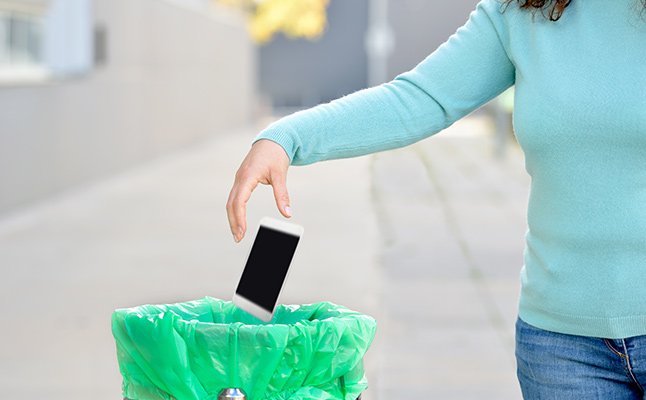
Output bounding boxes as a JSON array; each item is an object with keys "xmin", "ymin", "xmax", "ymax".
[{"xmin": 114, "ymin": 296, "xmax": 375, "ymax": 328}]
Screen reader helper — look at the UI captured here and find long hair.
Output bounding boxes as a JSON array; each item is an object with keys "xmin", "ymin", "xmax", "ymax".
[{"xmin": 503, "ymin": 0, "xmax": 646, "ymax": 21}]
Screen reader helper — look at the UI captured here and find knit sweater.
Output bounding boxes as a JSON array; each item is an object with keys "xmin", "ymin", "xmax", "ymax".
[{"xmin": 255, "ymin": 0, "xmax": 646, "ymax": 339}]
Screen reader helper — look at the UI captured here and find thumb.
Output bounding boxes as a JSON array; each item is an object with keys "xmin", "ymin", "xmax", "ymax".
[{"xmin": 271, "ymin": 173, "xmax": 292, "ymax": 218}]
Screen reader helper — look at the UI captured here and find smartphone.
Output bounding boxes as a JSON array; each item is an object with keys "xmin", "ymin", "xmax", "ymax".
[{"xmin": 233, "ymin": 217, "xmax": 303, "ymax": 322}]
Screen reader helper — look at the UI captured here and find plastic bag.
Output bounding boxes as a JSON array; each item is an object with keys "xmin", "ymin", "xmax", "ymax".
[{"xmin": 111, "ymin": 297, "xmax": 377, "ymax": 400}]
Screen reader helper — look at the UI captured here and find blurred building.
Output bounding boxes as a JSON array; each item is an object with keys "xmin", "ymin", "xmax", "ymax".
[
  {"xmin": 0, "ymin": 0, "xmax": 255, "ymax": 215},
  {"xmin": 259, "ymin": 0, "xmax": 480, "ymax": 110},
  {"xmin": 0, "ymin": 0, "xmax": 488, "ymax": 216}
]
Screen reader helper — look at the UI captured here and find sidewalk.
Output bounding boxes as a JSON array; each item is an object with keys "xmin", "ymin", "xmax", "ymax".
[
  {"xmin": 0, "ymin": 115, "xmax": 527, "ymax": 399},
  {"xmin": 370, "ymin": 116, "xmax": 528, "ymax": 399}
]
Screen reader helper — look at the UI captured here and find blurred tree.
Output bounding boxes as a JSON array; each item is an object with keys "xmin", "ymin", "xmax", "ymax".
[{"xmin": 214, "ymin": 0, "xmax": 329, "ymax": 44}]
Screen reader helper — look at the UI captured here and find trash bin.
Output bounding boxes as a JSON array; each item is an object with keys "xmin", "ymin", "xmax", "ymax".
[{"xmin": 112, "ymin": 297, "xmax": 377, "ymax": 400}]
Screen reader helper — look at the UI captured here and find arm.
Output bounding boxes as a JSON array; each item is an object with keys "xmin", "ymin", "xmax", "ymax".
[
  {"xmin": 257, "ymin": 0, "xmax": 515, "ymax": 165},
  {"xmin": 228, "ymin": 0, "xmax": 515, "ymax": 241}
]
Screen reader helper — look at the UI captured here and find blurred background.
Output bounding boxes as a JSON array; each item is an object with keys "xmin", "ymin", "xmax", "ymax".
[{"xmin": 0, "ymin": 0, "xmax": 525, "ymax": 399}]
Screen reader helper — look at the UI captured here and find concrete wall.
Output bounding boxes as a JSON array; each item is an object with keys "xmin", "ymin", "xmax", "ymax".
[{"xmin": 0, "ymin": 0, "xmax": 255, "ymax": 215}]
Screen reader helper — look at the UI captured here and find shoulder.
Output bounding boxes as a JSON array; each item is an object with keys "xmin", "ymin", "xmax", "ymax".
[
  {"xmin": 474, "ymin": 0, "xmax": 526, "ymax": 25},
  {"xmin": 468, "ymin": 0, "xmax": 531, "ymax": 47}
]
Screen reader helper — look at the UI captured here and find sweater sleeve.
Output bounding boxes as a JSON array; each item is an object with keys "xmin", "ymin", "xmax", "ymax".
[{"xmin": 255, "ymin": 0, "xmax": 515, "ymax": 166}]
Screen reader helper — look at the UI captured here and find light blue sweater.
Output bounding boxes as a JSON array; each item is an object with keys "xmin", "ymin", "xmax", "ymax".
[{"xmin": 256, "ymin": 0, "xmax": 646, "ymax": 339}]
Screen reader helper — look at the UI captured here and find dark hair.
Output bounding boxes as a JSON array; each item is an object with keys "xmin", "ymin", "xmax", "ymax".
[{"xmin": 503, "ymin": 0, "xmax": 646, "ymax": 21}]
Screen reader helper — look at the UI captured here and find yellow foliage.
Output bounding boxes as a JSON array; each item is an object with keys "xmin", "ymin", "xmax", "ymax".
[
  {"xmin": 252, "ymin": 0, "xmax": 329, "ymax": 43},
  {"xmin": 215, "ymin": 0, "xmax": 329, "ymax": 44}
]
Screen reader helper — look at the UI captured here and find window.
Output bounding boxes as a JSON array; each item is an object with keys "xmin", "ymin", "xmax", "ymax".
[{"xmin": 0, "ymin": 9, "xmax": 46, "ymax": 80}]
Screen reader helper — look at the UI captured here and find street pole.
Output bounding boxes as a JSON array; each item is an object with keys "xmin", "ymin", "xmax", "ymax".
[{"xmin": 365, "ymin": 0, "xmax": 394, "ymax": 87}]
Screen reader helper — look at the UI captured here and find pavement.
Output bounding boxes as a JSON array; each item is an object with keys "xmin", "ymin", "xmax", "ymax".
[{"xmin": 0, "ymin": 114, "xmax": 528, "ymax": 399}]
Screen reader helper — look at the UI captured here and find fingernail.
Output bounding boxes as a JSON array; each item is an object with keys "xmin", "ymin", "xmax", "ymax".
[
  {"xmin": 233, "ymin": 234, "xmax": 238, "ymax": 243},
  {"xmin": 285, "ymin": 206, "xmax": 292, "ymax": 217},
  {"xmin": 238, "ymin": 226, "xmax": 244, "ymax": 236}
]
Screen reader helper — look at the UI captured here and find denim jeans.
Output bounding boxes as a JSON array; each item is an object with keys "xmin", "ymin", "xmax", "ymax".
[{"xmin": 516, "ymin": 317, "xmax": 646, "ymax": 399}]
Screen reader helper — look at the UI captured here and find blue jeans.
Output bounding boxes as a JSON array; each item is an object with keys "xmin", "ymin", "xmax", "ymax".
[{"xmin": 516, "ymin": 317, "xmax": 646, "ymax": 399}]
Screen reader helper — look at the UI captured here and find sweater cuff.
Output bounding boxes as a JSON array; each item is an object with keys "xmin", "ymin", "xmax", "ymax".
[{"xmin": 253, "ymin": 124, "xmax": 300, "ymax": 165}]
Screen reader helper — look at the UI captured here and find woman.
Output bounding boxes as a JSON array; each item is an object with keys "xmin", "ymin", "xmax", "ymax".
[{"xmin": 227, "ymin": 0, "xmax": 646, "ymax": 397}]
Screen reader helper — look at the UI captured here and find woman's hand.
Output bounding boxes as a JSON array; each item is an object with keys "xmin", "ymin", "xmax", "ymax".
[{"xmin": 226, "ymin": 139, "xmax": 291, "ymax": 242}]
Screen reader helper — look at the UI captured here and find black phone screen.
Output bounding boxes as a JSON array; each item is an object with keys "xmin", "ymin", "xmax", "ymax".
[{"xmin": 235, "ymin": 226, "xmax": 300, "ymax": 312}]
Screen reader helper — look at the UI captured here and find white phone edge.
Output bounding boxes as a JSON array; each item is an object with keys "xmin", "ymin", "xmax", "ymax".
[
  {"xmin": 232, "ymin": 293, "xmax": 274, "ymax": 322},
  {"xmin": 232, "ymin": 217, "xmax": 304, "ymax": 323},
  {"xmin": 259, "ymin": 216, "xmax": 304, "ymax": 237}
]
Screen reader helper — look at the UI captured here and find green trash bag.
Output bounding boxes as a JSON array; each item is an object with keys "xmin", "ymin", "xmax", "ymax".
[{"xmin": 111, "ymin": 297, "xmax": 377, "ymax": 400}]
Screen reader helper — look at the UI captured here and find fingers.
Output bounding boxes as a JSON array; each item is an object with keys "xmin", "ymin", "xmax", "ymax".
[
  {"xmin": 226, "ymin": 178, "xmax": 254, "ymax": 243},
  {"xmin": 271, "ymin": 170, "xmax": 292, "ymax": 219},
  {"xmin": 226, "ymin": 140, "xmax": 291, "ymax": 243}
]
